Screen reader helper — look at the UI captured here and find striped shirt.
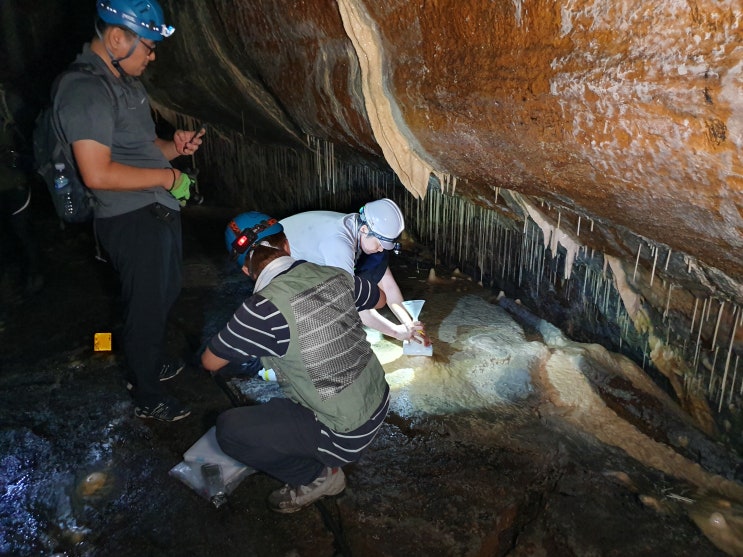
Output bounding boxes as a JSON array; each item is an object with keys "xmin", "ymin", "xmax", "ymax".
[
  {"xmin": 317, "ymin": 386, "xmax": 390, "ymax": 466},
  {"xmin": 208, "ymin": 261, "xmax": 380, "ymax": 362}
]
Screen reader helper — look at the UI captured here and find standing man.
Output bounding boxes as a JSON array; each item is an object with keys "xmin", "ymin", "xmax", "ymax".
[
  {"xmin": 201, "ymin": 212, "xmax": 390, "ymax": 513},
  {"xmin": 280, "ymin": 198, "xmax": 430, "ymax": 345},
  {"xmin": 55, "ymin": 0, "xmax": 206, "ymax": 421}
]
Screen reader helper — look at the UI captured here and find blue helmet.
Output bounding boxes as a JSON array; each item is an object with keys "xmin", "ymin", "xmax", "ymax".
[
  {"xmin": 97, "ymin": 0, "xmax": 175, "ymax": 42},
  {"xmin": 225, "ymin": 212, "xmax": 284, "ymax": 266}
]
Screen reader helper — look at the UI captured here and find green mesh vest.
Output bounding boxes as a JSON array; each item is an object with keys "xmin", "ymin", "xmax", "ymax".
[{"xmin": 259, "ymin": 262, "xmax": 388, "ymax": 432}]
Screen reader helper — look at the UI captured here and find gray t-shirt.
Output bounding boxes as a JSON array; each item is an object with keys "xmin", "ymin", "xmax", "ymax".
[
  {"xmin": 55, "ymin": 43, "xmax": 179, "ymax": 218},
  {"xmin": 279, "ymin": 211, "xmax": 360, "ymax": 276}
]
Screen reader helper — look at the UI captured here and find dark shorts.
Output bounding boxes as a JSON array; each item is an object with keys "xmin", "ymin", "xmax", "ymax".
[{"xmin": 355, "ymin": 251, "xmax": 389, "ymax": 284}]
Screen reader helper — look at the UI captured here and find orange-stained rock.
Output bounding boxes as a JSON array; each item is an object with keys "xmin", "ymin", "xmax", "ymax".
[{"xmin": 143, "ymin": 0, "xmax": 743, "ymax": 289}]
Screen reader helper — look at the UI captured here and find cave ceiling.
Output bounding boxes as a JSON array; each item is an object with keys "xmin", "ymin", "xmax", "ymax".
[
  {"xmin": 157, "ymin": 0, "xmax": 743, "ymax": 299},
  {"xmin": 7, "ymin": 0, "xmax": 743, "ymax": 301}
]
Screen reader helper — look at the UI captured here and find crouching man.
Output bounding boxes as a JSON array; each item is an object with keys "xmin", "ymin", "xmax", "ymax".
[{"xmin": 201, "ymin": 211, "xmax": 391, "ymax": 513}]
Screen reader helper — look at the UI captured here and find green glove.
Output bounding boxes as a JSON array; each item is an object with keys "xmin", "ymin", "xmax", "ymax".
[{"xmin": 170, "ymin": 172, "xmax": 192, "ymax": 202}]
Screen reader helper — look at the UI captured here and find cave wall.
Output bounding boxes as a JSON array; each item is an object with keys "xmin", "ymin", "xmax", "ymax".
[{"xmin": 144, "ymin": 0, "xmax": 743, "ymax": 285}]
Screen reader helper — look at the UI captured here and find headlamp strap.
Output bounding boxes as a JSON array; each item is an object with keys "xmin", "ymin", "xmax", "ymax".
[{"xmin": 230, "ymin": 218, "xmax": 278, "ymax": 260}]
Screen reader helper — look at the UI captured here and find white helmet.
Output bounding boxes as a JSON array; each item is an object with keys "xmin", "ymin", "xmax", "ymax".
[{"xmin": 359, "ymin": 198, "xmax": 404, "ymax": 250}]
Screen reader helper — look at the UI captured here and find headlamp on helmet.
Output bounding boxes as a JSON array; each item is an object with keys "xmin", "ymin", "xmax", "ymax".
[{"xmin": 225, "ymin": 212, "xmax": 283, "ymax": 266}]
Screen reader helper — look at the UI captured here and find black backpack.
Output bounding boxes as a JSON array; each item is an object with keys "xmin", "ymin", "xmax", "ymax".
[{"xmin": 32, "ymin": 63, "xmax": 117, "ymax": 224}]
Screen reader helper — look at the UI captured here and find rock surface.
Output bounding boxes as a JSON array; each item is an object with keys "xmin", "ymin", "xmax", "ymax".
[{"xmin": 1, "ymin": 204, "xmax": 740, "ymax": 556}]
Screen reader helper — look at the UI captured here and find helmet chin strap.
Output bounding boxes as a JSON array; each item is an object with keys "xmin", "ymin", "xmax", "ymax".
[
  {"xmin": 95, "ymin": 22, "xmax": 138, "ymax": 78},
  {"xmin": 355, "ymin": 216, "xmax": 366, "ymax": 254},
  {"xmin": 109, "ymin": 42, "xmax": 138, "ymax": 78}
]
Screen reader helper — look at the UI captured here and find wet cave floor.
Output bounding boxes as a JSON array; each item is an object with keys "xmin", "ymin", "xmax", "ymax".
[{"xmin": 1, "ymin": 203, "xmax": 741, "ymax": 557}]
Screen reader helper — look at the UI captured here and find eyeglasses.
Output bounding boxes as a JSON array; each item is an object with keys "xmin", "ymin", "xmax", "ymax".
[
  {"xmin": 366, "ymin": 229, "xmax": 401, "ymax": 255},
  {"xmin": 138, "ymin": 39, "xmax": 157, "ymax": 56}
]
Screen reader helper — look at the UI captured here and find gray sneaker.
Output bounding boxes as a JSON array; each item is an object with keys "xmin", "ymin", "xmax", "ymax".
[{"xmin": 267, "ymin": 467, "xmax": 346, "ymax": 513}]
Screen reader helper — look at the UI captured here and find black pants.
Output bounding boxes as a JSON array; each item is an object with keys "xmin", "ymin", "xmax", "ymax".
[
  {"xmin": 355, "ymin": 250, "xmax": 389, "ymax": 284},
  {"xmin": 215, "ymin": 386, "xmax": 390, "ymax": 487},
  {"xmin": 96, "ymin": 203, "xmax": 182, "ymax": 406},
  {"xmin": 0, "ymin": 184, "xmax": 41, "ymax": 287}
]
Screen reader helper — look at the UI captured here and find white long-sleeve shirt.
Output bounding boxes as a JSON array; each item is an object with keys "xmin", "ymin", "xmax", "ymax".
[{"xmin": 280, "ymin": 211, "xmax": 359, "ymax": 276}]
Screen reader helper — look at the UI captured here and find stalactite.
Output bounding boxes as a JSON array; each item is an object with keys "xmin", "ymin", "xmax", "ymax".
[
  {"xmin": 711, "ymin": 300, "xmax": 725, "ymax": 351},
  {"xmin": 708, "ymin": 345, "xmax": 720, "ymax": 396},
  {"xmin": 633, "ymin": 242, "xmax": 642, "ymax": 282},
  {"xmin": 650, "ymin": 244, "xmax": 658, "ymax": 286},
  {"xmin": 718, "ymin": 306, "xmax": 739, "ymax": 412},
  {"xmin": 663, "ymin": 284, "xmax": 674, "ymax": 322},
  {"xmin": 694, "ymin": 298, "xmax": 708, "ymax": 370}
]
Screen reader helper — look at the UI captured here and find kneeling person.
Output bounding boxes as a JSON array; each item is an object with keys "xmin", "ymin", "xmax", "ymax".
[{"xmin": 201, "ymin": 211, "xmax": 390, "ymax": 513}]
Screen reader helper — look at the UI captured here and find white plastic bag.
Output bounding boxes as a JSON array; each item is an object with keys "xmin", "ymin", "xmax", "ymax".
[{"xmin": 169, "ymin": 426, "xmax": 254, "ymax": 507}]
